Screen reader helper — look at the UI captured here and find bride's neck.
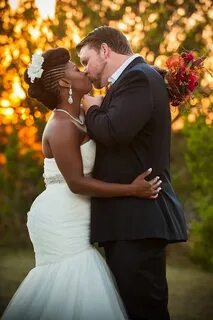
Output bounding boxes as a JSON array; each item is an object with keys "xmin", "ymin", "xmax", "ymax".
[{"xmin": 57, "ymin": 93, "xmax": 82, "ymax": 118}]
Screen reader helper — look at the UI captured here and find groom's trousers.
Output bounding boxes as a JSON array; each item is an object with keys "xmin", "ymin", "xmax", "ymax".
[{"xmin": 102, "ymin": 239, "xmax": 170, "ymax": 320}]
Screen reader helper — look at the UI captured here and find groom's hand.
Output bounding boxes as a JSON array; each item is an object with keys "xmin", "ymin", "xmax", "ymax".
[{"xmin": 82, "ymin": 95, "xmax": 103, "ymax": 114}]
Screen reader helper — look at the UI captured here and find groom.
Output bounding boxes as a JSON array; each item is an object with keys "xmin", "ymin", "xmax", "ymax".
[{"xmin": 77, "ymin": 26, "xmax": 187, "ymax": 320}]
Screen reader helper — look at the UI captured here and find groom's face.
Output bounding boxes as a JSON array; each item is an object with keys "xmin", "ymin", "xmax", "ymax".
[{"xmin": 79, "ymin": 45, "xmax": 107, "ymax": 89}]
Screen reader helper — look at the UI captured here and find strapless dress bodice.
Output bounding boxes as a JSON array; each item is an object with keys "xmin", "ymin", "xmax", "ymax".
[
  {"xmin": 43, "ymin": 139, "xmax": 96, "ymax": 186},
  {"xmin": 27, "ymin": 139, "xmax": 96, "ymax": 266}
]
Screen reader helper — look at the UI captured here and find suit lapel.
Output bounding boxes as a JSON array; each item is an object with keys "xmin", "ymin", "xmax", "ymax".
[
  {"xmin": 101, "ymin": 56, "xmax": 146, "ymax": 108},
  {"xmin": 115, "ymin": 56, "xmax": 146, "ymax": 82}
]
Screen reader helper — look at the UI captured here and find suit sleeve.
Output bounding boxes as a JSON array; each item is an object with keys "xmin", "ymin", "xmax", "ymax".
[{"xmin": 85, "ymin": 70, "xmax": 153, "ymax": 146}]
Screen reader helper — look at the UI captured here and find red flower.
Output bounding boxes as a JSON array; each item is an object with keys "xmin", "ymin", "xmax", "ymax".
[
  {"xmin": 164, "ymin": 50, "xmax": 205, "ymax": 107},
  {"xmin": 175, "ymin": 69, "xmax": 187, "ymax": 82},
  {"xmin": 188, "ymin": 73, "xmax": 198, "ymax": 92},
  {"xmin": 182, "ymin": 51, "xmax": 194, "ymax": 63},
  {"xmin": 166, "ymin": 55, "xmax": 185, "ymax": 71}
]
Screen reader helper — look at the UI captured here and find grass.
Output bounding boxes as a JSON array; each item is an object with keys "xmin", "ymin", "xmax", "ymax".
[
  {"xmin": 0, "ymin": 248, "xmax": 34, "ymax": 315},
  {"xmin": 0, "ymin": 244, "xmax": 213, "ymax": 319},
  {"xmin": 167, "ymin": 245, "xmax": 213, "ymax": 320}
]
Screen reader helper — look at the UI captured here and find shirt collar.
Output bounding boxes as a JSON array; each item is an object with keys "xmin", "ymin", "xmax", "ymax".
[{"xmin": 108, "ymin": 53, "xmax": 141, "ymax": 85}]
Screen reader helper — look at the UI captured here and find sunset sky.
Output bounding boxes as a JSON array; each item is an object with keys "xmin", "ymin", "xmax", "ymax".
[{"xmin": 9, "ymin": 0, "xmax": 56, "ymax": 19}]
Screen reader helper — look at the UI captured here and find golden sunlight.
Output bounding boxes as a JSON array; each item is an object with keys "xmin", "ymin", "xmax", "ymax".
[
  {"xmin": 9, "ymin": 0, "xmax": 56, "ymax": 19},
  {"xmin": 1, "ymin": 0, "xmax": 212, "ymax": 155}
]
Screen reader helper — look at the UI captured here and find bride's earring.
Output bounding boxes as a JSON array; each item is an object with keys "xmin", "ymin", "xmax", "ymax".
[{"xmin": 68, "ymin": 85, "xmax": 73, "ymax": 104}]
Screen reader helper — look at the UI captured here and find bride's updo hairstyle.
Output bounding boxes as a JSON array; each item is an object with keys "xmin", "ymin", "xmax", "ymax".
[{"xmin": 24, "ymin": 48, "xmax": 70, "ymax": 110}]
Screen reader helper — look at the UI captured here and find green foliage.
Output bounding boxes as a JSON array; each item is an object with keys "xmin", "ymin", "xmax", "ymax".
[
  {"xmin": 0, "ymin": 129, "xmax": 43, "ymax": 246},
  {"xmin": 184, "ymin": 115, "xmax": 213, "ymax": 270},
  {"xmin": 170, "ymin": 132, "xmax": 192, "ymax": 208}
]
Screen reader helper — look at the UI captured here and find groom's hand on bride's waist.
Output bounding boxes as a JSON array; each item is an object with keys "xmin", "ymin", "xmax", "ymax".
[{"xmin": 82, "ymin": 95, "xmax": 103, "ymax": 113}]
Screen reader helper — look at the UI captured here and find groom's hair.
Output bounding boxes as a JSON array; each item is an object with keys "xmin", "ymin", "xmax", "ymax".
[{"xmin": 76, "ymin": 26, "xmax": 133, "ymax": 55}]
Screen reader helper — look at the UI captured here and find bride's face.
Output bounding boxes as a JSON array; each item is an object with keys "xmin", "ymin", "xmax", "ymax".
[{"xmin": 64, "ymin": 61, "xmax": 92, "ymax": 94}]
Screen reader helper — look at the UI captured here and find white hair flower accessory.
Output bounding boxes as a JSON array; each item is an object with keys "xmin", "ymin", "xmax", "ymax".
[{"xmin": 27, "ymin": 53, "xmax": 44, "ymax": 83}]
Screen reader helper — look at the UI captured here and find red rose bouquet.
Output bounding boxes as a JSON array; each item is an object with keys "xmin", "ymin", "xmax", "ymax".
[{"xmin": 164, "ymin": 50, "xmax": 206, "ymax": 107}]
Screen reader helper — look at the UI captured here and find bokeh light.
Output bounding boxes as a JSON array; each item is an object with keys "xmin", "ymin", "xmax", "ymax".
[{"xmin": 0, "ymin": 0, "xmax": 212, "ymax": 164}]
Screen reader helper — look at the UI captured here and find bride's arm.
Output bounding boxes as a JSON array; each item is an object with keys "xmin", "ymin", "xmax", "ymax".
[{"xmin": 47, "ymin": 118, "xmax": 161, "ymax": 199}]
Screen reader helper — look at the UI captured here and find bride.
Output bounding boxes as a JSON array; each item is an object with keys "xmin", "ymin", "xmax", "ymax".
[{"xmin": 2, "ymin": 47, "xmax": 161, "ymax": 320}]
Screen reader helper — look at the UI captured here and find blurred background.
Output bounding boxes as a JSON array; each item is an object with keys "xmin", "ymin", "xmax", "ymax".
[{"xmin": 0, "ymin": 0, "xmax": 213, "ymax": 319}]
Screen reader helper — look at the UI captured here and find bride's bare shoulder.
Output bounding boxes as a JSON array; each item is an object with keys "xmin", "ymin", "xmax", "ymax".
[
  {"xmin": 44, "ymin": 113, "xmax": 75, "ymax": 134},
  {"xmin": 44, "ymin": 115, "xmax": 84, "ymax": 153}
]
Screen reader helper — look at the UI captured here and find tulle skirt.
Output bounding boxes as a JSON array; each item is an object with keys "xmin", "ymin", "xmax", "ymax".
[
  {"xmin": 2, "ymin": 165, "xmax": 127, "ymax": 320},
  {"xmin": 2, "ymin": 247, "xmax": 127, "ymax": 320}
]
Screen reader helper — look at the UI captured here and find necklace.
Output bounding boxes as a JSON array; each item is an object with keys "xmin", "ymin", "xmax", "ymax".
[{"xmin": 54, "ymin": 108, "xmax": 85, "ymax": 126}]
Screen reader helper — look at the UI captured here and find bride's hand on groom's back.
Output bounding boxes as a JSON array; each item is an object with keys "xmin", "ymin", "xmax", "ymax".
[{"xmin": 131, "ymin": 168, "xmax": 162, "ymax": 199}]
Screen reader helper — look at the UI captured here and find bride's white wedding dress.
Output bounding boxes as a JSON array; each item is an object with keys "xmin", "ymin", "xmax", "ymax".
[{"xmin": 2, "ymin": 140, "xmax": 127, "ymax": 320}]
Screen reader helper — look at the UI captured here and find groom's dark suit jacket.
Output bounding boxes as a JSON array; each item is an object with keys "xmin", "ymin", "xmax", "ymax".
[{"xmin": 85, "ymin": 57, "xmax": 187, "ymax": 243}]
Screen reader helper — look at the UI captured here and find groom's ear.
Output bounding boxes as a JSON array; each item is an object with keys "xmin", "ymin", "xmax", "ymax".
[
  {"xmin": 100, "ymin": 43, "xmax": 111, "ymax": 59},
  {"xmin": 58, "ymin": 78, "xmax": 71, "ymax": 88}
]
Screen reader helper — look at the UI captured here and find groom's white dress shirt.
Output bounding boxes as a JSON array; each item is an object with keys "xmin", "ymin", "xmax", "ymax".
[{"xmin": 108, "ymin": 53, "xmax": 141, "ymax": 85}]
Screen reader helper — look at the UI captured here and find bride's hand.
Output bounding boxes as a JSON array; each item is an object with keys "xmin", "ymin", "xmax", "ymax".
[
  {"xmin": 131, "ymin": 168, "xmax": 162, "ymax": 199},
  {"xmin": 82, "ymin": 95, "xmax": 104, "ymax": 113}
]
